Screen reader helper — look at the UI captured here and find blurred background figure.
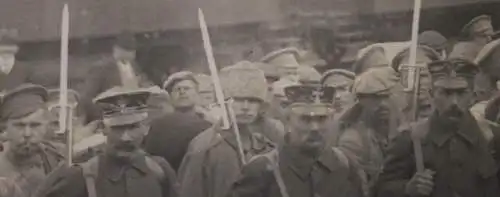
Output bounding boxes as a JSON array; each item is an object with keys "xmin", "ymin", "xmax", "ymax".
[
  {"xmin": 297, "ymin": 66, "xmax": 321, "ymax": 85},
  {"xmin": 194, "ymin": 73, "xmax": 215, "ymax": 109},
  {"xmin": 262, "ymin": 48, "xmax": 301, "ymax": 84},
  {"xmin": 321, "ymin": 69, "xmax": 356, "ymax": 117},
  {"xmin": 418, "ymin": 30, "xmax": 449, "ymax": 59},
  {"xmin": 0, "ymin": 30, "xmax": 33, "ymax": 91},
  {"xmin": 450, "ymin": 15, "xmax": 495, "ymax": 61},
  {"xmin": 353, "ymin": 46, "xmax": 389, "ymax": 75},
  {"xmin": 0, "ymin": 177, "xmax": 24, "ymax": 197}
]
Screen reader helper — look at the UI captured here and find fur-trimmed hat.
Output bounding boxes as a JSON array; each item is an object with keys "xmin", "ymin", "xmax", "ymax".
[
  {"xmin": 220, "ymin": 61, "xmax": 268, "ymax": 102},
  {"xmin": 162, "ymin": 71, "xmax": 198, "ymax": 93}
]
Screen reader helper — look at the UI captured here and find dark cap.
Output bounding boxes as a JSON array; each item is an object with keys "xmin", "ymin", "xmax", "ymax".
[
  {"xmin": 391, "ymin": 46, "xmax": 441, "ymax": 72},
  {"xmin": 93, "ymin": 87, "xmax": 151, "ymax": 126},
  {"xmin": 418, "ymin": 30, "xmax": 447, "ymax": 51},
  {"xmin": 1, "ymin": 84, "xmax": 48, "ymax": 121},
  {"xmin": 428, "ymin": 58, "xmax": 478, "ymax": 89},
  {"xmin": 284, "ymin": 85, "xmax": 335, "ymax": 116},
  {"xmin": 114, "ymin": 33, "xmax": 137, "ymax": 51},
  {"xmin": 461, "ymin": 15, "xmax": 494, "ymax": 38},
  {"xmin": 320, "ymin": 69, "xmax": 355, "ymax": 88}
]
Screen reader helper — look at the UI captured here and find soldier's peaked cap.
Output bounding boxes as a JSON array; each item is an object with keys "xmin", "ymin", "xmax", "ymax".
[
  {"xmin": 284, "ymin": 85, "xmax": 335, "ymax": 116},
  {"xmin": 321, "ymin": 69, "xmax": 356, "ymax": 85},
  {"xmin": 260, "ymin": 47, "xmax": 301, "ymax": 68},
  {"xmin": 93, "ymin": 87, "xmax": 151, "ymax": 126},
  {"xmin": 428, "ymin": 58, "xmax": 478, "ymax": 89},
  {"xmin": 461, "ymin": 15, "xmax": 493, "ymax": 37},
  {"xmin": 0, "ymin": 84, "xmax": 48, "ymax": 121}
]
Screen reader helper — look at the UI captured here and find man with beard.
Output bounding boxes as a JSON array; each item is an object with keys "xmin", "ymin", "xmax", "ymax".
[
  {"xmin": 144, "ymin": 71, "xmax": 212, "ymax": 171},
  {"xmin": 320, "ymin": 69, "xmax": 356, "ymax": 117},
  {"xmin": 226, "ymin": 84, "xmax": 363, "ymax": 197},
  {"xmin": 0, "ymin": 84, "xmax": 65, "ymax": 196},
  {"xmin": 177, "ymin": 61, "xmax": 284, "ymax": 197},
  {"xmin": 376, "ymin": 58, "xmax": 500, "ymax": 197},
  {"xmin": 336, "ymin": 67, "xmax": 402, "ymax": 196},
  {"xmin": 35, "ymin": 87, "xmax": 178, "ymax": 197}
]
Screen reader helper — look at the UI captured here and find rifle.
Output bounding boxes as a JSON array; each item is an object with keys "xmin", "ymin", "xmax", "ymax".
[
  {"xmin": 198, "ymin": 9, "xmax": 246, "ymax": 165},
  {"xmin": 59, "ymin": 4, "xmax": 72, "ymax": 166},
  {"xmin": 407, "ymin": 0, "xmax": 425, "ymax": 173}
]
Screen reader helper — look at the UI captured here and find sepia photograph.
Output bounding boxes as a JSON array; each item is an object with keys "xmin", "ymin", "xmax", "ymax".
[{"xmin": 0, "ymin": 0, "xmax": 499, "ymax": 196}]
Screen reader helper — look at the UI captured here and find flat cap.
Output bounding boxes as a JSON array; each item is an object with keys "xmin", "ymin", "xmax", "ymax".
[
  {"xmin": 162, "ymin": 71, "xmax": 198, "ymax": 93},
  {"xmin": 261, "ymin": 47, "xmax": 301, "ymax": 68},
  {"xmin": 352, "ymin": 67, "xmax": 398, "ymax": 95},
  {"xmin": 418, "ymin": 30, "xmax": 448, "ymax": 51},
  {"xmin": 93, "ymin": 87, "xmax": 151, "ymax": 126},
  {"xmin": 461, "ymin": 15, "xmax": 494, "ymax": 37},
  {"xmin": 428, "ymin": 58, "xmax": 478, "ymax": 89},
  {"xmin": 284, "ymin": 85, "xmax": 335, "ymax": 116},
  {"xmin": 353, "ymin": 46, "xmax": 389, "ymax": 75},
  {"xmin": 114, "ymin": 32, "xmax": 137, "ymax": 51},
  {"xmin": 1, "ymin": 84, "xmax": 48, "ymax": 121},
  {"xmin": 391, "ymin": 46, "xmax": 441, "ymax": 72},
  {"xmin": 220, "ymin": 61, "xmax": 268, "ymax": 102},
  {"xmin": 321, "ymin": 69, "xmax": 355, "ymax": 88}
]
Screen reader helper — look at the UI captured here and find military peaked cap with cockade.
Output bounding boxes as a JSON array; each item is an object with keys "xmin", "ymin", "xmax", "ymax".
[
  {"xmin": 93, "ymin": 87, "xmax": 151, "ymax": 126},
  {"xmin": 283, "ymin": 84, "xmax": 335, "ymax": 116}
]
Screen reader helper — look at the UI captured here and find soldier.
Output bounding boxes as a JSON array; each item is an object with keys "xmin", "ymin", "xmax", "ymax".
[
  {"xmin": 376, "ymin": 58, "xmax": 500, "ymax": 197},
  {"xmin": 226, "ymin": 84, "xmax": 363, "ymax": 197},
  {"xmin": 336, "ymin": 67, "xmax": 403, "ymax": 196},
  {"xmin": 320, "ymin": 69, "xmax": 356, "ymax": 117},
  {"xmin": 35, "ymin": 87, "xmax": 178, "ymax": 197},
  {"xmin": 144, "ymin": 71, "xmax": 212, "ymax": 171},
  {"xmin": 450, "ymin": 15, "xmax": 495, "ymax": 61},
  {"xmin": 0, "ymin": 84, "xmax": 65, "ymax": 196},
  {"xmin": 391, "ymin": 46, "xmax": 441, "ymax": 120},
  {"xmin": 177, "ymin": 61, "xmax": 284, "ymax": 197}
]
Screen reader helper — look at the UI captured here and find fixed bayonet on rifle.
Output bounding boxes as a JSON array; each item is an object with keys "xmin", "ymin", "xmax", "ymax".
[
  {"xmin": 198, "ymin": 9, "xmax": 246, "ymax": 165},
  {"xmin": 59, "ymin": 4, "xmax": 72, "ymax": 166},
  {"xmin": 407, "ymin": 0, "xmax": 425, "ymax": 173}
]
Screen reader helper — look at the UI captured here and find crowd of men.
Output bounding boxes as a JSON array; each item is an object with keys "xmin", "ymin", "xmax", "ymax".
[{"xmin": 0, "ymin": 13, "xmax": 499, "ymax": 197}]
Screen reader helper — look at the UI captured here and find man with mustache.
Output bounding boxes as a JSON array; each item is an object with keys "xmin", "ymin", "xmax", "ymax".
[
  {"xmin": 320, "ymin": 69, "xmax": 356, "ymax": 118},
  {"xmin": 35, "ymin": 87, "xmax": 178, "ymax": 197},
  {"xmin": 336, "ymin": 67, "xmax": 403, "ymax": 197},
  {"xmin": 226, "ymin": 84, "xmax": 363, "ymax": 197},
  {"xmin": 376, "ymin": 58, "xmax": 500, "ymax": 197},
  {"xmin": 177, "ymin": 61, "xmax": 284, "ymax": 197},
  {"xmin": 0, "ymin": 84, "xmax": 65, "ymax": 196}
]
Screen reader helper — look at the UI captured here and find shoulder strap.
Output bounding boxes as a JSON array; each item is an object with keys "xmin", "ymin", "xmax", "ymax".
[
  {"xmin": 332, "ymin": 147, "xmax": 349, "ymax": 169},
  {"xmin": 77, "ymin": 157, "xmax": 99, "ymax": 197},
  {"xmin": 145, "ymin": 156, "xmax": 166, "ymax": 182}
]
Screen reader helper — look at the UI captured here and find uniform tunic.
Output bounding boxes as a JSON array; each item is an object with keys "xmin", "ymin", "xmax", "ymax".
[
  {"xmin": 34, "ymin": 153, "xmax": 178, "ymax": 197},
  {"xmin": 226, "ymin": 145, "xmax": 364, "ymax": 197},
  {"xmin": 376, "ymin": 112, "xmax": 500, "ymax": 197},
  {"xmin": 0, "ymin": 142, "xmax": 65, "ymax": 197},
  {"xmin": 177, "ymin": 118, "xmax": 283, "ymax": 197}
]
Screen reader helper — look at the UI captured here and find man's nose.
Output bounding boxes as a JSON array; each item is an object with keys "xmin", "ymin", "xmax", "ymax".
[
  {"xmin": 120, "ymin": 131, "xmax": 133, "ymax": 142},
  {"xmin": 22, "ymin": 126, "xmax": 33, "ymax": 138},
  {"xmin": 309, "ymin": 121, "xmax": 320, "ymax": 131},
  {"xmin": 241, "ymin": 100, "xmax": 250, "ymax": 110}
]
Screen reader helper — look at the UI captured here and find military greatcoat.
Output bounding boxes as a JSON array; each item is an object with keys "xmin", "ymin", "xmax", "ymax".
[{"xmin": 376, "ymin": 112, "xmax": 500, "ymax": 197}]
